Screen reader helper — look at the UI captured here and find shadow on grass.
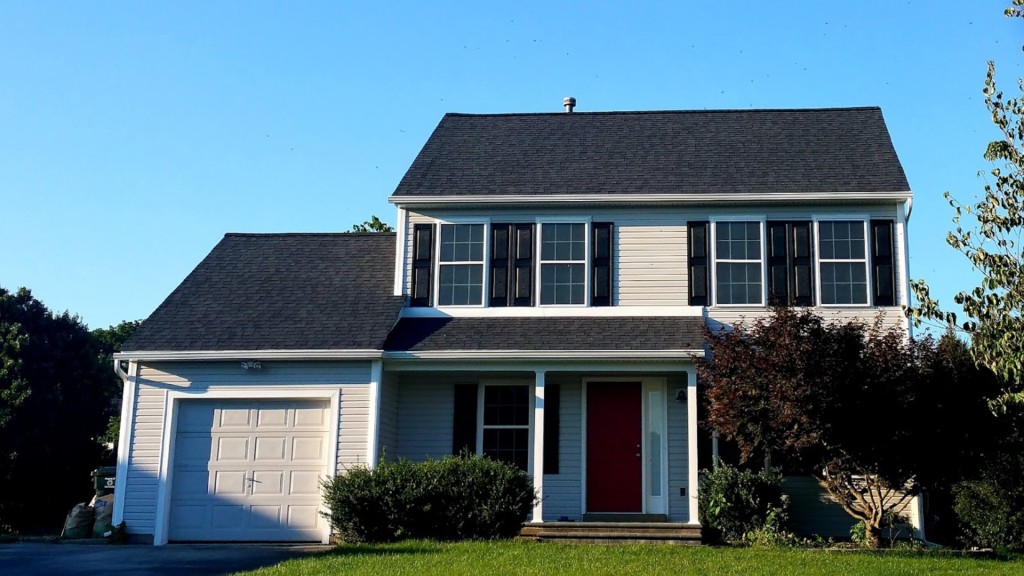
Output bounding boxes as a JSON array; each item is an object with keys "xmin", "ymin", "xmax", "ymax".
[{"xmin": 308, "ymin": 543, "xmax": 439, "ymax": 559}]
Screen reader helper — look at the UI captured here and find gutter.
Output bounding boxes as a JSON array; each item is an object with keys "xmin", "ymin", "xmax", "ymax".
[
  {"xmin": 114, "ymin": 349, "xmax": 384, "ymax": 362},
  {"xmin": 383, "ymin": 349, "xmax": 706, "ymax": 360},
  {"xmin": 389, "ymin": 191, "xmax": 914, "ymax": 208}
]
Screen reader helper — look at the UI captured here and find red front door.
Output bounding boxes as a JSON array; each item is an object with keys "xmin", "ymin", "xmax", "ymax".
[{"xmin": 586, "ymin": 382, "xmax": 642, "ymax": 513}]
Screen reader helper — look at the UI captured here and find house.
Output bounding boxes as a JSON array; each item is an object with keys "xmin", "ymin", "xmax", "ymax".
[{"xmin": 113, "ymin": 102, "xmax": 918, "ymax": 545}]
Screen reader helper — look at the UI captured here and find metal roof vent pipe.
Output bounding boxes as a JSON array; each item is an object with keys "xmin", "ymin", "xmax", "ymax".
[{"xmin": 563, "ymin": 96, "xmax": 576, "ymax": 113}]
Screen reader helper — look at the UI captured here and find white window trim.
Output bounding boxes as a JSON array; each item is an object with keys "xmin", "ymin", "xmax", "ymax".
[
  {"xmin": 434, "ymin": 220, "xmax": 490, "ymax": 308},
  {"xmin": 812, "ymin": 215, "xmax": 872, "ymax": 308},
  {"xmin": 536, "ymin": 218, "xmax": 592, "ymax": 307},
  {"xmin": 709, "ymin": 216, "xmax": 767, "ymax": 307},
  {"xmin": 476, "ymin": 380, "xmax": 535, "ymax": 475}
]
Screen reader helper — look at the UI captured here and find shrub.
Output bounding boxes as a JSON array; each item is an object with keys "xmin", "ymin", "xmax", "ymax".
[
  {"xmin": 698, "ymin": 461, "xmax": 790, "ymax": 543},
  {"xmin": 321, "ymin": 453, "xmax": 536, "ymax": 543},
  {"xmin": 953, "ymin": 452, "xmax": 1024, "ymax": 550}
]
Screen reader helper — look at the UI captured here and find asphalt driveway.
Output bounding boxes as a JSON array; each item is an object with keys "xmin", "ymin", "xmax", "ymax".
[{"xmin": 0, "ymin": 542, "xmax": 327, "ymax": 575}]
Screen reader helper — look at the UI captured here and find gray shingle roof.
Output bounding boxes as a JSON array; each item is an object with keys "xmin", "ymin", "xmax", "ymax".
[
  {"xmin": 383, "ymin": 317, "xmax": 705, "ymax": 352},
  {"xmin": 122, "ymin": 233, "xmax": 405, "ymax": 352},
  {"xmin": 390, "ymin": 107, "xmax": 909, "ymax": 198}
]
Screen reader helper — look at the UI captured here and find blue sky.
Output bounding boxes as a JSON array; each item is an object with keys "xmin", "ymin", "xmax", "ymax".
[{"xmin": 1, "ymin": 1, "xmax": 1020, "ymax": 330}]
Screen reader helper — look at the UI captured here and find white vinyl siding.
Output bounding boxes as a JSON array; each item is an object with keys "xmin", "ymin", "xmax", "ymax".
[
  {"xmin": 666, "ymin": 374, "xmax": 691, "ymax": 522},
  {"xmin": 121, "ymin": 361, "xmax": 371, "ymax": 540},
  {"xmin": 616, "ymin": 224, "xmax": 687, "ymax": 306}
]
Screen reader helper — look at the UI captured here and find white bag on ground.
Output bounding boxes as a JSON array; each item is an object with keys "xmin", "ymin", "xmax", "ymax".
[{"xmin": 92, "ymin": 494, "xmax": 115, "ymax": 538}]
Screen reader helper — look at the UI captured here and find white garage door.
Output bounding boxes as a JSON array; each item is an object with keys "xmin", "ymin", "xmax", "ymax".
[{"xmin": 168, "ymin": 400, "xmax": 331, "ymax": 542}]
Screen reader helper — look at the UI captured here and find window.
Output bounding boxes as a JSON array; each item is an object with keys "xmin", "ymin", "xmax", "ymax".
[
  {"xmin": 817, "ymin": 221, "xmax": 869, "ymax": 305},
  {"xmin": 438, "ymin": 224, "xmax": 484, "ymax": 306},
  {"xmin": 714, "ymin": 221, "xmax": 763, "ymax": 305},
  {"xmin": 482, "ymin": 385, "xmax": 530, "ymax": 471},
  {"xmin": 540, "ymin": 223, "xmax": 587, "ymax": 305}
]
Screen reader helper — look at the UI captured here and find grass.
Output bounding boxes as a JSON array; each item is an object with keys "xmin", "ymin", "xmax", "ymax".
[{"xmin": 234, "ymin": 540, "xmax": 1024, "ymax": 576}]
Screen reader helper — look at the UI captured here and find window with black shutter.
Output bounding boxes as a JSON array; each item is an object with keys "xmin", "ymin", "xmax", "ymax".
[
  {"xmin": 688, "ymin": 222, "xmax": 709, "ymax": 306},
  {"xmin": 591, "ymin": 223, "xmax": 613, "ymax": 306},
  {"xmin": 410, "ymin": 223, "xmax": 433, "ymax": 307},
  {"xmin": 870, "ymin": 220, "xmax": 897, "ymax": 306}
]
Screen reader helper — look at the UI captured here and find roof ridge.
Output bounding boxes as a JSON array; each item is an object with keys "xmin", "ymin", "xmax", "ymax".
[
  {"xmin": 443, "ymin": 106, "xmax": 882, "ymax": 118},
  {"xmin": 223, "ymin": 232, "xmax": 396, "ymax": 238}
]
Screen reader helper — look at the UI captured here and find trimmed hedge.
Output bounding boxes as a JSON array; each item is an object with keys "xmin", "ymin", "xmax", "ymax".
[{"xmin": 321, "ymin": 454, "xmax": 536, "ymax": 543}]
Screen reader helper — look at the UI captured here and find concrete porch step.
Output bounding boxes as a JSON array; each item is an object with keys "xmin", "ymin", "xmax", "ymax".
[{"xmin": 519, "ymin": 522, "xmax": 702, "ymax": 545}]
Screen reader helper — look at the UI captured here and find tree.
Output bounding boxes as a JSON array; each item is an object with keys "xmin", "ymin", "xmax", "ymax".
[
  {"xmin": 699, "ymin": 307, "xmax": 935, "ymax": 548},
  {"xmin": 349, "ymin": 215, "xmax": 394, "ymax": 233},
  {"xmin": 0, "ymin": 287, "xmax": 111, "ymax": 533},
  {"xmin": 910, "ymin": 1, "xmax": 1024, "ymax": 407},
  {"xmin": 92, "ymin": 320, "xmax": 141, "ymax": 453}
]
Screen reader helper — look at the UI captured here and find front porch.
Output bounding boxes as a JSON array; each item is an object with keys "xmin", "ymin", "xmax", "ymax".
[{"xmin": 371, "ymin": 360, "xmax": 701, "ymax": 526}]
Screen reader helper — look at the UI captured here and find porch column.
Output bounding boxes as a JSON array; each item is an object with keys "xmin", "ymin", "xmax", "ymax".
[
  {"xmin": 687, "ymin": 369, "xmax": 700, "ymax": 524},
  {"xmin": 532, "ymin": 369, "xmax": 546, "ymax": 523},
  {"xmin": 366, "ymin": 360, "xmax": 383, "ymax": 469}
]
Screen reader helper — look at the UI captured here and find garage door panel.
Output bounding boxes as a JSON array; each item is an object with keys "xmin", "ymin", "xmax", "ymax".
[
  {"xmin": 211, "ymin": 505, "xmax": 246, "ymax": 528},
  {"xmin": 287, "ymin": 506, "xmax": 320, "ymax": 528},
  {"xmin": 290, "ymin": 471, "xmax": 321, "ymax": 495},
  {"xmin": 250, "ymin": 505, "xmax": 283, "ymax": 528},
  {"xmin": 291, "ymin": 437, "xmax": 324, "ymax": 461},
  {"xmin": 216, "ymin": 437, "xmax": 250, "ymax": 461},
  {"xmin": 174, "ymin": 470, "xmax": 210, "ymax": 496},
  {"xmin": 175, "ymin": 437, "xmax": 214, "ymax": 465},
  {"xmin": 257, "ymin": 408, "xmax": 289, "ymax": 428},
  {"xmin": 294, "ymin": 406, "xmax": 327, "ymax": 428},
  {"xmin": 252, "ymin": 471, "xmax": 285, "ymax": 496},
  {"xmin": 178, "ymin": 404, "xmax": 217, "ymax": 432},
  {"xmin": 218, "ymin": 407, "xmax": 254, "ymax": 429},
  {"xmin": 170, "ymin": 400, "xmax": 330, "ymax": 542},
  {"xmin": 213, "ymin": 470, "xmax": 248, "ymax": 496},
  {"xmin": 169, "ymin": 505, "xmax": 206, "ymax": 529},
  {"xmin": 254, "ymin": 437, "xmax": 287, "ymax": 461}
]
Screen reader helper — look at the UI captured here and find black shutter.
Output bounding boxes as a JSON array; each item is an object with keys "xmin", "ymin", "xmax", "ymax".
[
  {"xmin": 512, "ymin": 224, "xmax": 534, "ymax": 306},
  {"xmin": 592, "ymin": 223, "xmax": 613, "ymax": 306},
  {"xmin": 688, "ymin": 222, "xmax": 709, "ymax": 306},
  {"xmin": 452, "ymin": 384, "xmax": 478, "ymax": 455},
  {"xmin": 543, "ymin": 384, "xmax": 560, "ymax": 474},
  {"xmin": 791, "ymin": 222, "xmax": 814, "ymax": 306},
  {"xmin": 766, "ymin": 221, "xmax": 814, "ymax": 306},
  {"xmin": 871, "ymin": 220, "xmax": 896, "ymax": 306},
  {"xmin": 490, "ymin": 224, "xmax": 511, "ymax": 307},
  {"xmin": 410, "ymin": 224, "xmax": 433, "ymax": 307},
  {"xmin": 767, "ymin": 222, "xmax": 790, "ymax": 304}
]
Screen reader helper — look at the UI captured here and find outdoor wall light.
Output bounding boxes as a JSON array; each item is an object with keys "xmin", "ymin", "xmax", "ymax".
[{"xmin": 675, "ymin": 388, "xmax": 687, "ymax": 403}]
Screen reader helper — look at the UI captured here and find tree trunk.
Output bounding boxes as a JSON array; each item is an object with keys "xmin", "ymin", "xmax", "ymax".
[{"xmin": 864, "ymin": 522, "xmax": 883, "ymax": 549}]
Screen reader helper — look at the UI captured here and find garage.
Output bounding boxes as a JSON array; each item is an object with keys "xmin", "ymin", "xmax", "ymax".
[{"xmin": 167, "ymin": 399, "xmax": 331, "ymax": 542}]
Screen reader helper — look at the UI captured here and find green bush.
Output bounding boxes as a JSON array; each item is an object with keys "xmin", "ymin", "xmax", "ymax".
[
  {"xmin": 321, "ymin": 454, "xmax": 536, "ymax": 543},
  {"xmin": 699, "ymin": 461, "xmax": 790, "ymax": 543},
  {"xmin": 953, "ymin": 453, "xmax": 1024, "ymax": 550}
]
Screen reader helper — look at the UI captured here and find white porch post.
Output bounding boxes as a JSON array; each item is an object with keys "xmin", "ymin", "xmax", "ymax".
[
  {"xmin": 532, "ymin": 369, "xmax": 546, "ymax": 523},
  {"xmin": 366, "ymin": 360, "xmax": 383, "ymax": 469},
  {"xmin": 687, "ymin": 369, "xmax": 700, "ymax": 525}
]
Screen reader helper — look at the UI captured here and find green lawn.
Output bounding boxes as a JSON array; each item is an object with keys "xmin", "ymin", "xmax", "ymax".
[{"xmin": 234, "ymin": 540, "xmax": 1024, "ymax": 576}]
